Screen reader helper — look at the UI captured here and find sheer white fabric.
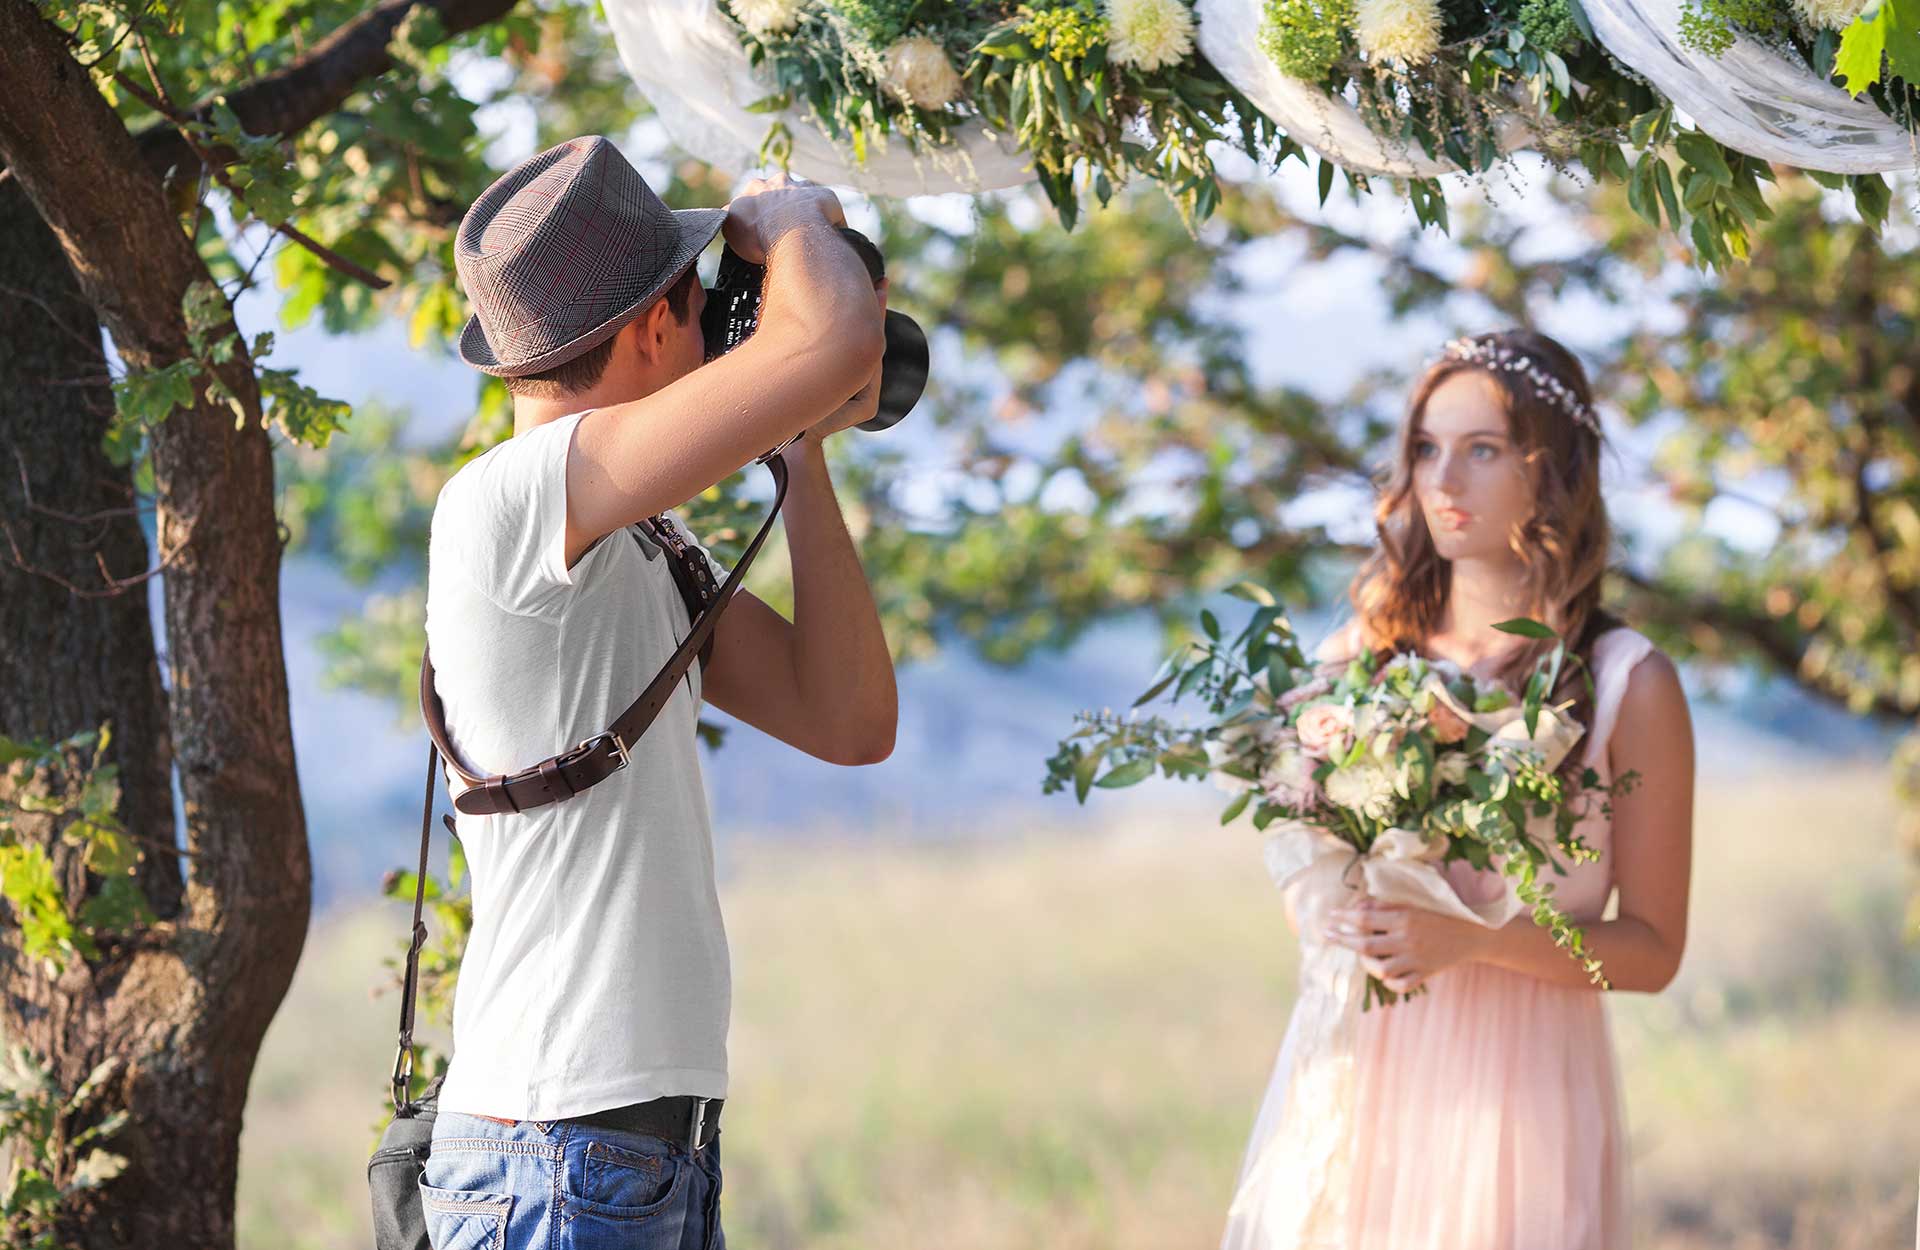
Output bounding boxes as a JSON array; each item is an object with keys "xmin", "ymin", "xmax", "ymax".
[
  {"xmin": 1579, "ymin": 0, "xmax": 1915, "ymax": 173},
  {"xmin": 603, "ymin": 0, "xmax": 1036, "ymax": 192},
  {"xmin": 1195, "ymin": 0, "xmax": 1537, "ymax": 176}
]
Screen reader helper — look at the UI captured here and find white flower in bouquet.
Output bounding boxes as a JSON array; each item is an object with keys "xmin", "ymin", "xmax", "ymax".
[
  {"xmin": 729, "ymin": 0, "xmax": 805, "ymax": 37},
  {"xmin": 1263, "ymin": 746, "xmax": 1321, "ymax": 807},
  {"xmin": 1791, "ymin": 0, "xmax": 1866, "ymax": 28},
  {"xmin": 1324, "ymin": 760, "xmax": 1399, "ymax": 822},
  {"xmin": 881, "ymin": 35, "xmax": 966, "ymax": 108},
  {"xmin": 1434, "ymin": 752, "xmax": 1471, "ymax": 787},
  {"xmin": 1103, "ymin": 0, "xmax": 1197, "ymax": 71},
  {"xmin": 1353, "ymin": 0, "xmax": 1443, "ymax": 64}
]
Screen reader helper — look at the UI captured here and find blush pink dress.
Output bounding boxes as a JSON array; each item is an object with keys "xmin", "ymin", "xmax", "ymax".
[{"xmin": 1228, "ymin": 625, "xmax": 1656, "ymax": 1250}]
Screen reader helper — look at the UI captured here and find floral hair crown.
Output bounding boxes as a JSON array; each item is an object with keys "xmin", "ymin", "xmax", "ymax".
[{"xmin": 1437, "ymin": 337, "xmax": 1602, "ymax": 437}]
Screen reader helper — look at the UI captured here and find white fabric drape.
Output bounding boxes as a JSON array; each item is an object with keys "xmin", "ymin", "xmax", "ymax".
[
  {"xmin": 603, "ymin": 0, "xmax": 1037, "ymax": 193},
  {"xmin": 1220, "ymin": 823, "xmax": 1523, "ymax": 1250},
  {"xmin": 1580, "ymin": 0, "xmax": 1915, "ymax": 174},
  {"xmin": 1194, "ymin": 0, "xmax": 1537, "ymax": 176}
]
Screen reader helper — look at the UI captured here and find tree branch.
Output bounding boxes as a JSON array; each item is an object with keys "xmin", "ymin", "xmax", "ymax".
[
  {"xmin": 1613, "ymin": 566, "xmax": 1912, "ymax": 722},
  {"xmin": 135, "ymin": 0, "xmax": 520, "ymax": 178}
]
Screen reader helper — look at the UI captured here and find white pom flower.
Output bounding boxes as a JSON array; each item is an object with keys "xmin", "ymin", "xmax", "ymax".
[
  {"xmin": 730, "ymin": 0, "xmax": 805, "ymax": 37},
  {"xmin": 882, "ymin": 35, "xmax": 966, "ymax": 108},
  {"xmin": 1324, "ymin": 761, "xmax": 1398, "ymax": 822},
  {"xmin": 1353, "ymin": 0, "xmax": 1443, "ymax": 65},
  {"xmin": 1103, "ymin": 0, "xmax": 1198, "ymax": 71},
  {"xmin": 1791, "ymin": 0, "xmax": 1866, "ymax": 27}
]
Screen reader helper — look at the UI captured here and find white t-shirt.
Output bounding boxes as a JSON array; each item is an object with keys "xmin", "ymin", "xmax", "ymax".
[{"xmin": 424, "ymin": 410, "xmax": 729, "ymax": 1121}]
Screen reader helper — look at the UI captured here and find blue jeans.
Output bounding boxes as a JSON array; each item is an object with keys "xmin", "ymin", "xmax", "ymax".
[{"xmin": 420, "ymin": 1110, "xmax": 724, "ymax": 1250}]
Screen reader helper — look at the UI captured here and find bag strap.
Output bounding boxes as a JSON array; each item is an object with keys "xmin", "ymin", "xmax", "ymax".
[
  {"xmin": 393, "ymin": 453, "xmax": 791, "ymax": 1109},
  {"xmin": 418, "ymin": 455, "xmax": 789, "ymax": 818},
  {"xmin": 391, "ymin": 739, "xmax": 442, "ymax": 1112}
]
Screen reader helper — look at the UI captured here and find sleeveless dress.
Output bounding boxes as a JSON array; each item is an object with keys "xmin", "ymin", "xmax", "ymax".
[{"xmin": 1225, "ymin": 626, "xmax": 1657, "ymax": 1250}]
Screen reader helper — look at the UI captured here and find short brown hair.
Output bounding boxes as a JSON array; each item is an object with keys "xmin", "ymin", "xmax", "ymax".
[{"xmin": 504, "ymin": 263, "xmax": 700, "ymax": 399}]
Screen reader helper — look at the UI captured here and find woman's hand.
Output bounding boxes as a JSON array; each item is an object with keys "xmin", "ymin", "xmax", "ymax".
[{"xmin": 1323, "ymin": 899, "xmax": 1490, "ymax": 994}]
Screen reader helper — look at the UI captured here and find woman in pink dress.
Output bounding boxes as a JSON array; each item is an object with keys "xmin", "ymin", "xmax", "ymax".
[{"xmin": 1222, "ymin": 329, "xmax": 1696, "ymax": 1250}]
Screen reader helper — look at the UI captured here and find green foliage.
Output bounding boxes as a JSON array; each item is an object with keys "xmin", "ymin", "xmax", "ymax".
[
  {"xmin": 1675, "ymin": 0, "xmax": 1791, "ymax": 58},
  {"xmin": 0, "ymin": 1049, "xmax": 130, "ymax": 1250},
  {"xmin": 1018, "ymin": 0, "xmax": 1110, "ymax": 61},
  {"xmin": 1516, "ymin": 0, "xmax": 1580, "ymax": 52},
  {"xmin": 832, "ymin": 0, "xmax": 925, "ymax": 46},
  {"xmin": 0, "ymin": 725, "xmax": 155, "ymax": 972},
  {"xmin": 1259, "ymin": 0, "xmax": 1354, "ymax": 79},
  {"xmin": 1837, "ymin": 0, "xmax": 1920, "ymax": 96}
]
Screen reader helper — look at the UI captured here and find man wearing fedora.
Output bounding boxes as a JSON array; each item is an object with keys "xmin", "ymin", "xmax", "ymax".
[{"xmin": 416, "ymin": 136, "xmax": 898, "ymax": 1250}]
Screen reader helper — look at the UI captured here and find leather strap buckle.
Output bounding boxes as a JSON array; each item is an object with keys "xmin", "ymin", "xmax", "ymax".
[{"xmin": 571, "ymin": 731, "xmax": 630, "ymax": 773}]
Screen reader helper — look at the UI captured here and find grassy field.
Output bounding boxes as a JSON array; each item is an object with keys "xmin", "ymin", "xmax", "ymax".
[{"xmin": 239, "ymin": 767, "xmax": 1920, "ymax": 1248}]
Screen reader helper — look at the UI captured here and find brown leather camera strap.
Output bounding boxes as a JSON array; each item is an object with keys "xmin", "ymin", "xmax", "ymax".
[{"xmin": 418, "ymin": 454, "xmax": 787, "ymax": 819}]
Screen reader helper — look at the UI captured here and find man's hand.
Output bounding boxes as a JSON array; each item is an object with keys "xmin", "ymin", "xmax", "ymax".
[{"xmin": 723, "ymin": 172, "xmax": 847, "ymax": 264}]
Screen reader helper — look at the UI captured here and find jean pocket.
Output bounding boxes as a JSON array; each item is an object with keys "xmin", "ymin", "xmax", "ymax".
[
  {"xmin": 567, "ymin": 1138, "xmax": 690, "ymax": 1222},
  {"xmin": 420, "ymin": 1181, "xmax": 513, "ymax": 1250}
]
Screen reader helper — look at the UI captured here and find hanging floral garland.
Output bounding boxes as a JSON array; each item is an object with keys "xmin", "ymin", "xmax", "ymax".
[
  {"xmin": 605, "ymin": 0, "xmax": 1911, "ymax": 262},
  {"xmin": 708, "ymin": 0, "xmax": 1280, "ymax": 227}
]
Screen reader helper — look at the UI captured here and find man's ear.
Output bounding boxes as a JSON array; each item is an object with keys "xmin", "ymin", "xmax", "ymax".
[
  {"xmin": 875, "ymin": 277, "xmax": 890, "ymax": 309},
  {"xmin": 636, "ymin": 299, "xmax": 673, "ymax": 363}
]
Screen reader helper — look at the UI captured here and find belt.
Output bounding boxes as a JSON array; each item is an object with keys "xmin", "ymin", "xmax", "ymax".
[{"xmin": 567, "ymin": 1095, "xmax": 722, "ymax": 1152}]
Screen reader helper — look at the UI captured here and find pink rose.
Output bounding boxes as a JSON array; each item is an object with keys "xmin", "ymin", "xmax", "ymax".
[
  {"xmin": 1295, "ymin": 702, "xmax": 1352, "ymax": 759},
  {"xmin": 1427, "ymin": 701, "xmax": 1470, "ymax": 744}
]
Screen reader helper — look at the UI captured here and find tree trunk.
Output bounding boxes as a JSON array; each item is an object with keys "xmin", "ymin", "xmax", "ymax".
[{"xmin": 0, "ymin": 2, "xmax": 312, "ymax": 1243}]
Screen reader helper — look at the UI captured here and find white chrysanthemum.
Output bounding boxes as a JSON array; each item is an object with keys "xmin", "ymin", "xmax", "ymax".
[
  {"xmin": 882, "ymin": 35, "xmax": 965, "ymax": 108},
  {"xmin": 1324, "ymin": 761, "xmax": 1398, "ymax": 822},
  {"xmin": 730, "ymin": 0, "xmax": 804, "ymax": 36},
  {"xmin": 1435, "ymin": 752, "xmax": 1470, "ymax": 787},
  {"xmin": 1791, "ymin": 0, "xmax": 1866, "ymax": 28},
  {"xmin": 1353, "ymin": 0, "xmax": 1443, "ymax": 65},
  {"xmin": 1103, "ymin": 0, "xmax": 1197, "ymax": 71}
]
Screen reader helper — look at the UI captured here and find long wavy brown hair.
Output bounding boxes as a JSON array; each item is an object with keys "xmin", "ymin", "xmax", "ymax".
[{"xmin": 1347, "ymin": 329, "xmax": 1617, "ymax": 721}]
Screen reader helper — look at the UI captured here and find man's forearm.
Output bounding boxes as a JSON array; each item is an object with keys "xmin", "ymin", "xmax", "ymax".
[{"xmin": 779, "ymin": 437, "xmax": 897, "ymax": 763}]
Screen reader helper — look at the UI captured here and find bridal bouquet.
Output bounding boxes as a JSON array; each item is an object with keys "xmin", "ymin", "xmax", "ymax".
[{"xmin": 1045, "ymin": 584, "xmax": 1625, "ymax": 1004}]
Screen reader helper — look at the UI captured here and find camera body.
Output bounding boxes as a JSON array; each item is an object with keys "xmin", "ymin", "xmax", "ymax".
[{"xmin": 700, "ymin": 226, "xmax": 929, "ymax": 444}]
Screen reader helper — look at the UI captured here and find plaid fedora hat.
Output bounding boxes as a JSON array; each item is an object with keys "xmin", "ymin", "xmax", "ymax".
[{"xmin": 456, "ymin": 136, "xmax": 726, "ymax": 378}]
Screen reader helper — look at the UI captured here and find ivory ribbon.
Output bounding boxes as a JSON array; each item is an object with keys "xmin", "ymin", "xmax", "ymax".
[{"xmin": 1220, "ymin": 821, "xmax": 1521, "ymax": 1249}]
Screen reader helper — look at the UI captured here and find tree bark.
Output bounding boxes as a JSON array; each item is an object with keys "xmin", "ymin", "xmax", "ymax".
[{"xmin": 0, "ymin": 3, "xmax": 310, "ymax": 1244}]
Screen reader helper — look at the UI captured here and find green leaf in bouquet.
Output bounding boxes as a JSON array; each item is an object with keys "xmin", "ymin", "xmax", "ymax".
[
  {"xmin": 1200, "ymin": 608, "xmax": 1221, "ymax": 641},
  {"xmin": 1133, "ymin": 662, "xmax": 1180, "ymax": 708},
  {"xmin": 1220, "ymin": 791, "xmax": 1253, "ymax": 825},
  {"xmin": 1397, "ymin": 733, "xmax": 1435, "ymax": 805},
  {"xmin": 1225, "ymin": 581, "xmax": 1276, "ymax": 607},
  {"xmin": 1095, "ymin": 757, "xmax": 1156, "ymax": 789},
  {"xmin": 1073, "ymin": 743, "xmax": 1107, "ymax": 802},
  {"xmin": 1265, "ymin": 652, "xmax": 1298, "ymax": 697},
  {"xmin": 1491, "ymin": 617, "xmax": 1558, "ymax": 640}
]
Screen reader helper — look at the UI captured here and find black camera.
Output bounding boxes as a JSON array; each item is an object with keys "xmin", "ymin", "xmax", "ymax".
[{"xmin": 701, "ymin": 226, "xmax": 929, "ymax": 436}]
